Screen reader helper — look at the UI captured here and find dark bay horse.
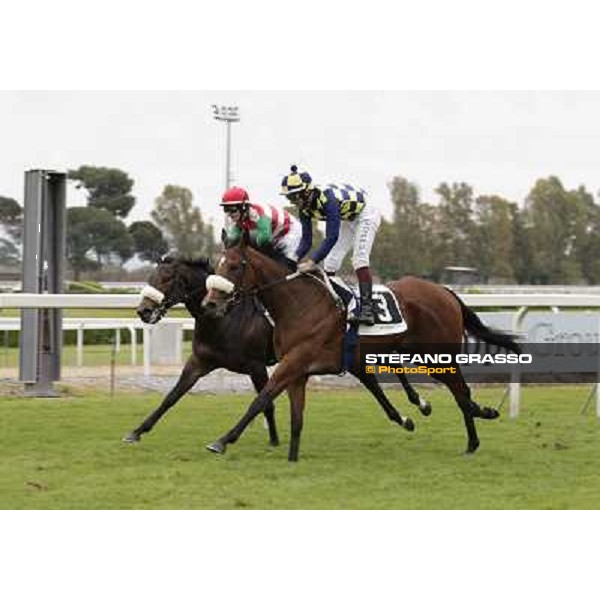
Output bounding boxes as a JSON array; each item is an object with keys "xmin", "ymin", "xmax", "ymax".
[
  {"xmin": 203, "ymin": 244, "xmax": 522, "ymax": 461},
  {"xmin": 124, "ymin": 256, "xmax": 281, "ymax": 446},
  {"xmin": 127, "ymin": 255, "xmax": 429, "ymax": 447}
]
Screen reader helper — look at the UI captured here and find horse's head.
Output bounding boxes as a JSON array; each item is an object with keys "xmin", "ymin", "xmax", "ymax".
[
  {"xmin": 202, "ymin": 245, "xmax": 261, "ymax": 318},
  {"xmin": 137, "ymin": 255, "xmax": 213, "ymax": 324}
]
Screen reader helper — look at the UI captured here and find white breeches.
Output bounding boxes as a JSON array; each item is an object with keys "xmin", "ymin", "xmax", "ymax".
[{"xmin": 323, "ymin": 203, "xmax": 381, "ymax": 272}]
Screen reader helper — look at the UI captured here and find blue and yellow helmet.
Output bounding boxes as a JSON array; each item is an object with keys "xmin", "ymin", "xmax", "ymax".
[{"xmin": 280, "ymin": 165, "xmax": 313, "ymax": 196}]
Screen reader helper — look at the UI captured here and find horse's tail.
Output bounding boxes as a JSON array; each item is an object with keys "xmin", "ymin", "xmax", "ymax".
[{"xmin": 445, "ymin": 287, "xmax": 523, "ymax": 354}]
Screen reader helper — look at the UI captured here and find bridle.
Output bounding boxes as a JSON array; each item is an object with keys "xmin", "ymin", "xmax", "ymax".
[
  {"xmin": 158, "ymin": 284, "xmax": 206, "ymax": 316},
  {"xmin": 142, "ymin": 262, "xmax": 210, "ymax": 320},
  {"xmin": 213, "ymin": 244, "xmax": 287, "ymax": 312}
]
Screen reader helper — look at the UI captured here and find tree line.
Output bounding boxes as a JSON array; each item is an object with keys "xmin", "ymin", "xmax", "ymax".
[
  {"xmin": 0, "ymin": 166, "xmax": 216, "ymax": 280},
  {"xmin": 1, "ymin": 166, "xmax": 600, "ymax": 284},
  {"xmin": 370, "ymin": 175, "xmax": 600, "ymax": 285}
]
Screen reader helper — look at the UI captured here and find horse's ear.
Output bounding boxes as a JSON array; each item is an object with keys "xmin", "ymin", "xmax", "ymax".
[{"xmin": 220, "ymin": 228, "xmax": 228, "ymax": 244}]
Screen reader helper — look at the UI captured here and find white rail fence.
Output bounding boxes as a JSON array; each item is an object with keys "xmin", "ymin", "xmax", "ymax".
[
  {"xmin": 0, "ymin": 317, "xmax": 194, "ymax": 369},
  {"xmin": 3, "ymin": 293, "xmax": 600, "ymax": 416},
  {"xmin": 4, "ymin": 292, "xmax": 600, "ymax": 309}
]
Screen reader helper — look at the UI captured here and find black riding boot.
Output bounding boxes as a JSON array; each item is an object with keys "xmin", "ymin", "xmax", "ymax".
[{"xmin": 357, "ymin": 280, "xmax": 375, "ymax": 326}]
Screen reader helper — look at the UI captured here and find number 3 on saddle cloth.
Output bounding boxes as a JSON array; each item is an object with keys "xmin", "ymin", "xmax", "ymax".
[{"xmin": 328, "ymin": 276, "xmax": 408, "ymax": 373}]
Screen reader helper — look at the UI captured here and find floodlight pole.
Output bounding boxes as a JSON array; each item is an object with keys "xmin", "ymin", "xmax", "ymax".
[
  {"xmin": 212, "ymin": 105, "xmax": 240, "ymax": 190},
  {"xmin": 225, "ymin": 118, "xmax": 232, "ymax": 189}
]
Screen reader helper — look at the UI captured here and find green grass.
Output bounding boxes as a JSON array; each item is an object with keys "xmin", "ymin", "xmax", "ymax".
[{"xmin": 1, "ymin": 385, "xmax": 600, "ymax": 509}]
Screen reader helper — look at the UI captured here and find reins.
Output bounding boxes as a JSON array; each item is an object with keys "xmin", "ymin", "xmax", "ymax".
[{"xmin": 226, "ymin": 244, "xmax": 343, "ymax": 313}]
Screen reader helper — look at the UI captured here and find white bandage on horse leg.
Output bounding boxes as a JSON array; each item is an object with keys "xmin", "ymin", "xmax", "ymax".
[
  {"xmin": 140, "ymin": 285, "xmax": 165, "ymax": 305},
  {"xmin": 205, "ymin": 275, "xmax": 235, "ymax": 294}
]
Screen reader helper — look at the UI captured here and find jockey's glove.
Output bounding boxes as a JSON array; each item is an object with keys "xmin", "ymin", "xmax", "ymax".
[{"xmin": 297, "ymin": 259, "xmax": 317, "ymax": 273}]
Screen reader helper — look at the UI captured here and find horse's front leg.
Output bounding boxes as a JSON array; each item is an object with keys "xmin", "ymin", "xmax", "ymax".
[
  {"xmin": 287, "ymin": 376, "xmax": 308, "ymax": 462},
  {"xmin": 123, "ymin": 356, "xmax": 212, "ymax": 443},
  {"xmin": 206, "ymin": 355, "xmax": 306, "ymax": 455},
  {"xmin": 250, "ymin": 368, "xmax": 279, "ymax": 447}
]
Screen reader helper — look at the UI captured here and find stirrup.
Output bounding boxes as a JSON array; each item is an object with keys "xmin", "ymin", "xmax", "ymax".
[
  {"xmin": 351, "ymin": 306, "xmax": 375, "ymax": 326},
  {"xmin": 358, "ymin": 312, "xmax": 375, "ymax": 326}
]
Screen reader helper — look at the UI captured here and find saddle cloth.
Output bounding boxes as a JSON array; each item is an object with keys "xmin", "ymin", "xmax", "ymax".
[{"xmin": 329, "ymin": 276, "xmax": 407, "ymax": 336}]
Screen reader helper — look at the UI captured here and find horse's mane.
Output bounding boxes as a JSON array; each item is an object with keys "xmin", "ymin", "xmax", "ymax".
[
  {"xmin": 253, "ymin": 243, "xmax": 297, "ymax": 272},
  {"xmin": 160, "ymin": 255, "xmax": 214, "ymax": 274}
]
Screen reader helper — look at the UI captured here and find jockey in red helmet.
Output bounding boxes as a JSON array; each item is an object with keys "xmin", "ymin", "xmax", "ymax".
[{"xmin": 221, "ymin": 186, "xmax": 302, "ymax": 262}]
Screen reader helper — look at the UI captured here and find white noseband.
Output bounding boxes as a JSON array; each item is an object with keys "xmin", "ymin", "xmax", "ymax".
[
  {"xmin": 205, "ymin": 275, "xmax": 235, "ymax": 294},
  {"xmin": 140, "ymin": 285, "xmax": 165, "ymax": 304}
]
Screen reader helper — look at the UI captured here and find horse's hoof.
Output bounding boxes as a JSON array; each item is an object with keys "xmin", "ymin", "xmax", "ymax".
[
  {"xmin": 122, "ymin": 432, "xmax": 140, "ymax": 443},
  {"xmin": 482, "ymin": 407, "xmax": 500, "ymax": 419},
  {"xmin": 206, "ymin": 440, "xmax": 226, "ymax": 454},
  {"xmin": 420, "ymin": 402, "xmax": 432, "ymax": 417},
  {"xmin": 403, "ymin": 418, "xmax": 415, "ymax": 432},
  {"xmin": 269, "ymin": 439, "xmax": 280, "ymax": 447},
  {"xmin": 465, "ymin": 441, "xmax": 480, "ymax": 454}
]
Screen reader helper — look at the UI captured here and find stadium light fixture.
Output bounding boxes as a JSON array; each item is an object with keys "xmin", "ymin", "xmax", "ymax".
[{"xmin": 212, "ymin": 105, "xmax": 240, "ymax": 189}]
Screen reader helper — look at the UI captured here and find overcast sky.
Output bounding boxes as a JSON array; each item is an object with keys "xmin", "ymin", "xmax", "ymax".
[{"xmin": 1, "ymin": 91, "xmax": 599, "ymax": 229}]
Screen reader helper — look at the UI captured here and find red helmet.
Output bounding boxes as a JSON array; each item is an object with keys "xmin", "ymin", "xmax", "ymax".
[{"xmin": 221, "ymin": 187, "xmax": 249, "ymax": 206}]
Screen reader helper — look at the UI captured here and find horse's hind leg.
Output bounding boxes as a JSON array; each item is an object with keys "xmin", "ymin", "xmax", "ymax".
[
  {"xmin": 123, "ymin": 356, "xmax": 210, "ymax": 443},
  {"xmin": 396, "ymin": 373, "xmax": 432, "ymax": 416},
  {"xmin": 352, "ymin": 369, "xmax": 415, "ymax": 432},
  {"xmin": 433, "ymin": 367, "xmax": 499, "ymax": 454},
  {"xmin": 250, "ymin": 368, "xmax": 279, "ymax": 447}
]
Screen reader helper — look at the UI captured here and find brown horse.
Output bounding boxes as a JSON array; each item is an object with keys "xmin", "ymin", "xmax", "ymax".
[
  {"xmin": 203, "ymin": 244, "xmax": 521, "ymax": 461},
  {"xmin": 127, "ymin": 256, "xmax": 280, "ymax": 446},
  {"xmin": 127, "ymin": 255, "xmax": 428, "ymax": 446}
]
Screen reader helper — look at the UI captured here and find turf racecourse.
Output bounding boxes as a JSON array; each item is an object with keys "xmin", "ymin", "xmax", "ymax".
[{"xmin": 2, "ymin": 385, "xmax": 600, "ymax": 509}]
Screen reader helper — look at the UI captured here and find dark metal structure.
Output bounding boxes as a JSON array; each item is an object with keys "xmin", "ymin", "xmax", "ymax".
[{"xmin": 19, "ymin": 170, "xmax": 66, "ymax": 396}]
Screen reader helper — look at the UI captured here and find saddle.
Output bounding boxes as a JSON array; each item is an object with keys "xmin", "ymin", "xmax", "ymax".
[
  {"xmin": 328, "ymin": 276, "xmax": 407, "ymax": 336},
  {"xmin": 255, "ymin": 270, "xmax": 407, "ymax": 374}
]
